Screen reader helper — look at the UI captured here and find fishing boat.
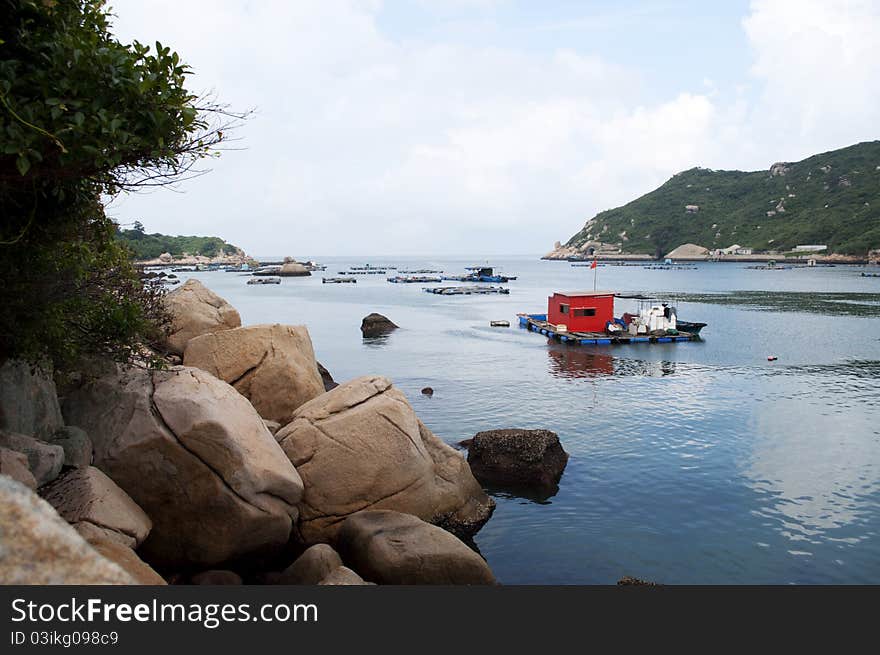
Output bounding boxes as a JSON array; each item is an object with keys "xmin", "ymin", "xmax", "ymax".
[
  {"xmin": 519, "ymin": 291, "xmax": 706, "ymax": 345},
  {"xmin": 247, "ymin": 276, "xmax": 281, "ymax": 285},
  {"xmin": 322, "ymin": 277, "xmax": 357, "ymax": 284}
]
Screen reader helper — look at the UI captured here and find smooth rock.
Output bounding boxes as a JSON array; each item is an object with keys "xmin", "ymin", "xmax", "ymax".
[
  {"xmin": 84, "ymin": 537, "xmax": 167, "ymax": 585},
  {"xmin": 465, "ymin": 429, "xmax": 569, "ymax": 494},
  {"xmin": 184, "ymin": 324, "xmax": 325, "ymax": 425},
  {"xmin": 63, "ymin": 365, "xmax": 303, "ymax": 568},
  {"xmin": 47, "ymin": 426, "xmax": 92, "ymax": 469},
  {"xmin": 277, "ymin": 376, "xmax": 494, "ymax": 544},
  {"xmin": 318, "ymin": 566, "xmax": 371, "ymax": 586},
  {"xmin": 0, "ymin": 447, "xmax": 37, "ymax": 489},
  {"xmin": 0, "ymin": 359, "xmax": 63, "ymax": 439},
  {"xmin": 278, "ymin": 262, "xmax": 310, "ymax": 277},
  {"xmin": 337, "ymin": 510, "xmax": 496, "ymax": 585},
  {"xmin": 278, "ymin": 544, "xmax": 343, "ymax": 585},
  {"xmin": 163, "ymin": 279, "xmax": 241, "ymax": 355},
  {"xmin": 0, "ymin": 430, "xmax": 64, "ymax": 486},
  {"xmin": 360, "ymin": 313, "xmax": 398, "ymax": 338},
  {"xmin": 0, "ymin": 476, "xmax": 134, "ymax": 584},
  {"xmin": 40, "ymin": 466, "xmax": 152, "ymax": 548},
  {"xmin": 190, "ymin": 570, "xmax": 243, "ymax": 585}
]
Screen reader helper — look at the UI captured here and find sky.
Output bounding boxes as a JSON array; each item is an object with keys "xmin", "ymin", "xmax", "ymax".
[{"xmin": 107, "ymin": 0, "xmax": 880, "ymax": 257}]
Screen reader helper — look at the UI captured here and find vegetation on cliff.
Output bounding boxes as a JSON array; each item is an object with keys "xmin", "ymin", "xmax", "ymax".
[
  {"xmin": 116, "ymin": 222, "xmax": 240, "ymax": 260},
  {"xmin": 564, "ymin": 141, "xmax": 880, "ymax": 257},
  {"xmin": 0, "ymin": 0, "xmax": 241, "ymax": 368}
]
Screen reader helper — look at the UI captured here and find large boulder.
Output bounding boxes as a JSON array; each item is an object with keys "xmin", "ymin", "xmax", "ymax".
[
  {"xmin": 40, "ymin": 466, "xmax": 152, "ymax": 549},
  {"xmin": 62, "ymin": 365, "xmax": 303, "ymax": 568},
  {"xmin": 465, "ymin": 429, "xmax": 569, "ymax": 495},
  {"xmin": 0, "ymin": 448, "xmax": 37, "ymax": 489},
  {"xmin": 183, "ymin": 324, "xmax": 325, "ymax": 424},
  {"xmin": 360, "ymin": 313, "xmax": 398, "ymax": 338},
  {"xmin": 278, "ymin": 262, "xmax": 310, "ymax": 277},
  {"xmin": 337, "ymin": 510, "xmax": 496, "ymax": 585},
  {"xmin": 0, "ymin": 476, "xmax": 135, "ymax": 584},
  {"xmin": 0, "ymin": 430, "xmax": 64, "ymax": 486},
  {"xmin": 0, "ymin": 359, "xmax": 63, "ymax": 439},
  {"xmin": 276, "ymin": 376, "xmax": 494, "ymax": 544},
  {"xmin": 163, "ymin": 279, "xmax": 241, "ymax": 355}
]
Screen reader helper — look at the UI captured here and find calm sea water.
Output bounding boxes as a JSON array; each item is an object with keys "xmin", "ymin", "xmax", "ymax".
[{"xmin": 176, "ymin": 256, "xmax": 880, "ymax": 584}]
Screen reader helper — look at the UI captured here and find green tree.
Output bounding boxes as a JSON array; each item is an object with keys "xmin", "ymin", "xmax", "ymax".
[{"xmin": 0, "ymin": 0, "xmax": 244, "ymax": 369}]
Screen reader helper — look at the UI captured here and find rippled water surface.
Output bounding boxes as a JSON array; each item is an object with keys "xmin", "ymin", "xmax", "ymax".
[{"xmin": 179, "ymin": 257, "xmax": 880, "ymax": 584}]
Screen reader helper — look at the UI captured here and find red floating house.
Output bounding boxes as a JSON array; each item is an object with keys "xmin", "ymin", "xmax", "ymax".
[{"xmin": 546, "ymin": 291, "xmax": 616, "ymax": 333}]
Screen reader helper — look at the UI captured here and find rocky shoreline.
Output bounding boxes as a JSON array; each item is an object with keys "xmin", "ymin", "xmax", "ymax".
[{"xmin": 0, "ymin": 279, "xmax": 512, "ymax": 585}]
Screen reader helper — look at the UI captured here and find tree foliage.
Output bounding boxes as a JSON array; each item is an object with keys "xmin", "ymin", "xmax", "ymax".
[
  {"xmin": 116, "ymin": 227, "xmax": 240, "ymax": 260},
  {"xmin": 0, "ymin": 0, "xmax": 243, "ymax": 369}
]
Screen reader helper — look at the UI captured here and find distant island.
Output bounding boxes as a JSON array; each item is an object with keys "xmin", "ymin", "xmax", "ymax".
[
  {"xmin": 546, "ymin": 140, "xmax": 880, "ymax": 262},
  {"xmin": 116, "ymin": 222, "xmax": 247, "ymax": 264}
]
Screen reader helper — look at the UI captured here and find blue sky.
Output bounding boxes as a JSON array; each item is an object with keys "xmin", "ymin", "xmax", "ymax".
[{"xmin": 108, "ymin": 0, "xmax": 879, "ymax": 256}]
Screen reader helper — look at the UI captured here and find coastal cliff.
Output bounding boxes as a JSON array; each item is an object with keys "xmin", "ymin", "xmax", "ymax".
[{"xmin": 546, "ymin": 140, "xmax": 880, "ymax": 260}]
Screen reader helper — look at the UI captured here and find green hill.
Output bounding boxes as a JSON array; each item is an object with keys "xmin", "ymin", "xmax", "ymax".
[
  {"xmin": 116, "ymin": 223, "xmax": 241, "ymax": 260},
  {"xmin": 564, "ymin": 141, "xmax": 880, "ymax": 257}
]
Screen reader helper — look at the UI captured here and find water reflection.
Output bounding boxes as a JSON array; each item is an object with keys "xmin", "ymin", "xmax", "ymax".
[
  {"xmin": 547, "ymin": 346, "xmax": 677, "ymax": 379},
  {"xmin": 743, "ymin": 366, "xmax": 880, "ymax": 546}
]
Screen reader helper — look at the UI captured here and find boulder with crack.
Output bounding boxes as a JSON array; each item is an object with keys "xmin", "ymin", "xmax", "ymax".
[
  {"xmin": 63, "ymin": 365, "xmax": 303, "ymax": 568},
  {"xmin": 276, "ymin": 375, "xmax": 494, "ymax": 544},
  {"xmin": 183, "ymin": 323, "xmax": 325, "ymax": 425}
]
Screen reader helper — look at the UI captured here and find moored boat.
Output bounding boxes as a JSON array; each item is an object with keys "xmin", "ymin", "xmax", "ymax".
[{"xmin": 519, "ymin": 290, "xmax": 706, "ymax": 345}]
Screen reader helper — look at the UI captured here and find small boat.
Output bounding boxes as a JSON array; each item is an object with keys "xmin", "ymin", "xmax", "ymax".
[
  {"xmin": 322, "ymin": 277, "xmax": 356, "ymax": 284},
  {"xmin": 675, "ymin": 320, "xmax": 707, "ymax": 334},
  {"xmin": 247, "ymin": 276, "xmax": 281, "ymax": 285},
  {"xmin": 423, "ymin": 285, "xmax": 509, "ymax": 295},
  {"xmin": 490, "ymin": 320, "xmax": 510, "ymax": 327}
]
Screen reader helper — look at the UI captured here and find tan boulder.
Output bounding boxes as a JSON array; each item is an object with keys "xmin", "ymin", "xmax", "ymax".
[
  {"xmin": 278, "ymin": 544, "xmax": 343, "ymax": 585},
  {"xmin": 40, "ymin": 466, "xmax": 152, "ymax": 549},
  {"xmin": 83, "ymin": 537, "xmax": 166, "ymax": 585},
  {"xmin": 163, "ymin": 279, "xmax": 241, "ymax": 355},
  {"xmin": 0, "ymin": 476, "xmax": 134, "ymax": 584},
  {"xmin": 184, "ymin": 324, "xmax": 325, "ymax": 424},
  {"xmin": 318, "ymin": 566, "xmax": 371, "ymax": 585},
  {"xmin": 0, "ymin": 447, "xmax": 37, "ymax": 489},
  {"xmin": 337, "ymin": 510, "xmax": 496, "ymax": 585},
  {"xmin": 62, "ymin": 365, "xmax": 303, "ymax": 568},
  {"xmin": 278, "ymin": 261, "xmax": 310, "ymax": 277},
  {"xmin": 276, "ymin": 376, "xmax": 495, "ymax": 544}
]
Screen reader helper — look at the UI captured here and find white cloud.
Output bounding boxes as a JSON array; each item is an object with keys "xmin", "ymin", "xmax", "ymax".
[{"xmin": 105, "ymin": 0, "xmax": 880, "ymax": 256}]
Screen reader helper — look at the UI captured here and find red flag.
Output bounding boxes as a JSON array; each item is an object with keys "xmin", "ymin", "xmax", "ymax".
[{"xmin": 590, "ymin": 259, "xmax": 597, "ymax": 269}]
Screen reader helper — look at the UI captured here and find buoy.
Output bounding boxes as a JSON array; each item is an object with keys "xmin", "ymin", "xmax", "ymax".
[{"xmin": 767, "ymin": 355, "xmax": 778, "ymax": 361}]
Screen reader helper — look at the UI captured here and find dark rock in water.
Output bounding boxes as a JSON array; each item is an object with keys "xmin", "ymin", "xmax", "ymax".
[
  {"xmin": 466, "ymin": 429, "xmax": 568, "ymax": 494},
  {"xmin": 421, "ymin": 387, "xmax": 434, "ymax": 396},
  {"xmin": 617, "ymin": 576, "xmax": 660, "ymax": 586},
  {"xmin": 317, "ymin": 362, "xmax": 338, "ymax": 391},
  {"xmin": 361, "ymin": 312, "xmax": 398, "ymax": 338},
  {"xmin": 190, "ymin": 570, "xmax": 243, "ymax": 585},
  {"xmin": 457, "ymin": 438, "xmax": 472, "ymax": 449}
]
